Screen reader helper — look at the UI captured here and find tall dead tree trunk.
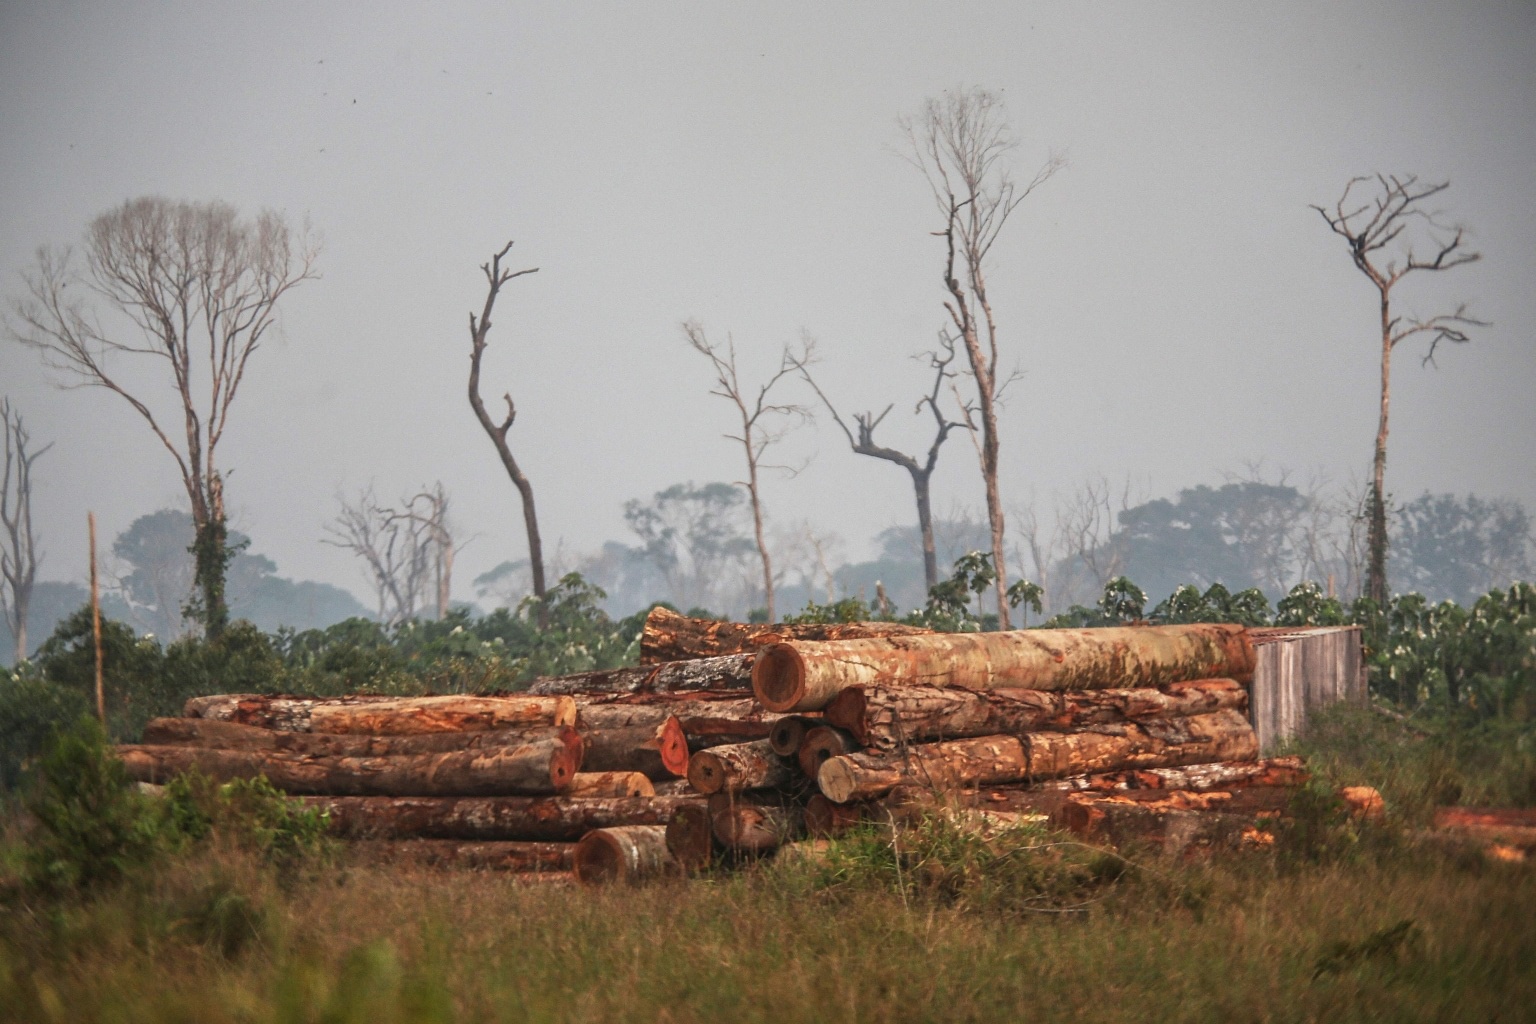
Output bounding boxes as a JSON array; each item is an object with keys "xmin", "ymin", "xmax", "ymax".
[
  {"xmin": 683, "ymin": 322, "xmax": 811, "ymax": 622},
  {"xmin": 467, "ymin": 242, "xmax": 548, "ymax": 626},
  {"xmin": 796, "ymin": 333, "xmax": 963, "ymax": 593},
  {"xmin": 0, "ymin": 400, "xmax": 50, "ymax": 662},
  {"xmin": 902, "ymin": 88, "xmax": 1062, "ymax": 627},
  {"xmin": 1313, "ymin": 176, "xmax": 1483, "ymax": 606}
]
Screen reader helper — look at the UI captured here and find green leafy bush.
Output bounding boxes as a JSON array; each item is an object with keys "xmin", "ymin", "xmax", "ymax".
[{"xmin": 0, "ymin": 673, "xmax": 89, "ymax": 790}]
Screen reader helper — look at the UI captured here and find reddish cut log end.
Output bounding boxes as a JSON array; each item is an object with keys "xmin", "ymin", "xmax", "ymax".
[
  {"xmin": 817, "ymin": 757, "xmax": 859, "ymax": 805},
  {"xmin": 657, "ymin": 716, "xmax": 691, "ymax": 778},
  {"xmin": 687, "ymin": 749, "xmax": 728, "ymax": 795},
  {"xmin": 753, "ymin": 643, "xmax": 807, "ymax": 713},
  {"xmin": 798, "ymin": 726, "xmax": 856, "ymax": 780},
  {"xmin": 821, "ymin": 688, "xmax": 869, "ymax": 744},
  {"xmin": 769, "ymin": 716, "xmax": 814, "ymax": 757}
]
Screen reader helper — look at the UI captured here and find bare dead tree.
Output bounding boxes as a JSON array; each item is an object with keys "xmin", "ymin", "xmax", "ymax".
[
  {"xmin": 1313, "ymin": 175, "xmax": 1484, "ymax": 604},
  {"xmin": 391, "ymin": 483, "xmax": 458, "ymax": 619},
  {"xmin": 683, "ymin": 321, "xmax": 812, "ymax": 622},
  {"xmin": 1, "ymin": 399, "xmax": 51, "ymax": 661},
  {"xmin": 797, "ymin": 331, "xmax": 964, "ymax": 592},
  {"xmin": 466, "ymin": 242, "xmax": 546, "ymax": 626},
  {"xmin": 324, "ymin": 485, "xmax": 431, "ymax": 626},
  {"xmin": 10, "ymin": 198, "xmax": 318, "ymax": 638},
  {"xmin": 902, "ymin": 87, "xmax": 1064, "ymax": 628}
]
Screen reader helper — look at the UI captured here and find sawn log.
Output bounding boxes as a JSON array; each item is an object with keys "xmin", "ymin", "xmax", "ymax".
[
  {"xmin": 573, "ymin": 825, "xmax": 676, "ymax": 884},
  {"xmin": 639, "ymin": 605, "xmax": 934, "ymax": 663},
  {"xmin": 183, "ymin": 693, "xmax": 579, "ymax": 733},
  {"xmin": 686, "ymin": 739, "xmax": 795, "ymax": 796},
  {"xmin": 311, "ymin": 795, "xmax": 703, "ymax": 842},
  {"xmin": 526, "ymin": 655, "xmax": 755, "ymax": 696}
]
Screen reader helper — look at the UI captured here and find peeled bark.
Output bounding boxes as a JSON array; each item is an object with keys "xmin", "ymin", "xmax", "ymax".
[
  {"xmin": 824, "ymin": 679, "xmax": 1248, "ymax": 749},
  {"xmin": 817, "ymin": 709, "xmax": 1259, "ymax": 803},
  {"xmin": 142, "ymin": 716, "xmax": 575, "ymax": 758},
  {"xmin": 640, "ymin": 606, "xmax": 934, "ymax": 664},
  {"xmin": 686, "ymin": 739, "xmax": 794, "ymax": 796},
  {"xmin": 580, "ymin": 718, "xmax": 690, "ymax": 779},
  {"xmin": 184, "ymin": 693, "xmax": 578, "ymax": 734},
  {"xmin": 527, "ymin": 655, "xmax": 755, "ymax": 696},
  {"xmin": 567, "ymin": 772, "xmax": 654, "ymax": 798},
  {"xmin": 665, "ymin": 802, "xmax": 717, "ymax": 872},
  {"xmin": 573, "ymin": 825, "xmax": 676, "ymax": 884},
  {"xmin": 753, "ymin": 624, "xmax": 1255, "ymax": 712},
  {"xmin": 797, "ymin": 726, "xmax": 857, "ymax": 781},
  {"xmin": 707, "ymin": 792, "xmax": 805, "ymax": 851},
  {"xmin": 769, "ymin": 716, "xmax": 819, "ymax": 757},
  {"xmin": 311, "ymin": 795, "xmax": 703, "ymax": 842},
  {"xmin": 119, "ymin": 727, "xmax": 582, "ymax": 796},
  {"xmin": 348, "ymin": 839, "xmax": 574, "ymax": 873}
]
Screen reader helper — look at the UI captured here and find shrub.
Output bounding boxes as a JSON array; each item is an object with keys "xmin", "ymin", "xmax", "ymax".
[{"xmin": 0, "ymin": 673, "xmax": 90, "ymax": 791}]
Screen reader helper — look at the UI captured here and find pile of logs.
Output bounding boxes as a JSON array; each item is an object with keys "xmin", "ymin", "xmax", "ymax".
[{"xmin": 117, "ymin": 607, "xmax": 1319, "ymax": 883}]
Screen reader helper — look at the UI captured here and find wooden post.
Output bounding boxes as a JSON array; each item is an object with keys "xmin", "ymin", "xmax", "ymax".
[{"xmin": 89, "ymin": 512, "xmax": 104, "ymax": 726}]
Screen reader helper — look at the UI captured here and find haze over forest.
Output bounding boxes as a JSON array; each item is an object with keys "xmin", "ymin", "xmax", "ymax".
[{"xmin": 2, "ymin": 4, "xmax": 1534, "ymax": 659}]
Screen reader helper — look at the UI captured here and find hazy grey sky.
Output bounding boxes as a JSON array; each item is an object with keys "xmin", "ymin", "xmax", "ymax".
[{"xmin": 2, "ymin": 2, "xmax": 1532, "ymax": 607}]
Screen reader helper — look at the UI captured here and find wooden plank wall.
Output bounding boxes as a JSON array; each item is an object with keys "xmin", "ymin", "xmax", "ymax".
[{"xmin": 1249, "ymin": 626, "xmax": 1365, "ymax": 753}]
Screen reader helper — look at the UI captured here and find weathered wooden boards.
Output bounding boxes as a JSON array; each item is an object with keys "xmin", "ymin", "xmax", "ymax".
[
  {"xmin": 752, "ymin": 624, "xmax": 1255, "ymax": 712},
  {"xmin": 639, "ymin": 606, "xmax": 934, "ymax": 664}
]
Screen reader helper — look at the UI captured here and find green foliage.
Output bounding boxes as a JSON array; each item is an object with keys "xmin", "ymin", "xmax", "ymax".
[
  {"xmin": 0, "ymin": 672, "xmax": 89, "ymax": 790},
  {"xmin": 1275, "ymin": 580, "xmax": 1350, "ymax": 627},
  {"xmin": 22, "ymin": 718, "xmax": 162, "ymax": 894},
  {"xmin": 782, "ymin": 596, "xmax": 880, "ymax": 624},
  {"xmin": 162, "ymin": 773, "xmax": 332, "ymax": 870},
  {"xmin": 29, "ymin": 606, "xmax": 167, "ymax": 740},
  {"xmin": 1312, "ymin": 919, "xmax": 1423, "ymax": 980}
]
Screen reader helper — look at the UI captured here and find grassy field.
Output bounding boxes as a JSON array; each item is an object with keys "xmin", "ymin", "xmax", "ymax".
[{"xmin": 2, "ymin": 703, "xmax": 1534, "ymax": 1023}]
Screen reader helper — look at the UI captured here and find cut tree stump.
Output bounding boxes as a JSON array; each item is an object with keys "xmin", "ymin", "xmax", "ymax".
[{"xmin": 753, "ymin": 624, "xmax": 1255, "ymax": 712}]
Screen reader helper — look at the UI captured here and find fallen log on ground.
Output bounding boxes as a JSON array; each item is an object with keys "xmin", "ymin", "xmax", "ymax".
[
  {"xmin": 579, "ymin": 719, "xmax": 690, "ymax": 779},
  {"xmin": 142, "ymin": 717, "xmax": 575, "ymax": 758},
  {"xmin": 708, "ymin": 792, "xmax": 805, "ymax": 852},
  {"xmin": 527, "ymin": 655, "xmax": 755, "ymax": 696},
  {"xmin": 311, "ymin": 795, "xmax": 703, "ymax": 842},
  {"xmin": 687, "ymin": 739, "xmax": 795, "ymax": 795},
  {"xmin": 567, "ymin": 772, "xmax": 654, "ymax": 798},
  {"xmin": 639, "ymin": 606, "xmax": 934, "ymax": 664},
  {"xmin": 817, "ymin": 709, "xmax": 1258, "ymax": 803},
  {"xmin": 348, "ymin": 839, "xmax": 574, "ymax": 872},
  {"xmin": 184, "ymin": 693, "xmax": 579, "ymax": 733},
  {"xmin": 753, "ymin": 624, "xmax": 1255, "ymax": 712},
  {"xmin": 1038, "ymin": 756, "xmax": 1307, "ymax": 793},
  {"xmin": 824, "ymin": 679, "xmax": 1248, "ymax": 748},
  {"xmin": 119, "ymin": 727, "xmax": 583, "ymax": 796},
  {"xmin": 573, "ymin": 825, "xmax": 676, "ymax": 884}
]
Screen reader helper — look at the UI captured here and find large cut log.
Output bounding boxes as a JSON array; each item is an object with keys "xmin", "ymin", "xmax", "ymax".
[
  {"xmin": 769, "ymin": 716, "xmax": 820, "ymax": 757},
  {"xmin": 1038, "ymin": 756, "xmax": 1307, "ymax": 793},
  {"xmin": 580, "ymin": 718, "xmax": 690, "ymax": 779},
  {"xmin": 797, "ymin": 726, "xmax": 857, "ymax": 780},
  {"xmin": 527, "ymin": 655, "xmax": 755, "ymax": 696},
  {"xmin": 573, "ymin": 825, "xmax": 676, "ymax": 884},
  {"xmin": 1059, "ymin": 801, "xmax": 1276, "ymax": 854},
  {"xmin": 640, "ymin": 606, "xmax": 934, "ymax": 664},
  {"xmin": 567, "ymin": 772, "xmax": 654, "ymax": 798},
  {"xmin": 577, "ymin": 697, "xmax": 792, "ymax": 754},
  {"xmin": 816, "ymin": 709, "xmax": 1258, "ymax": 803},
  {"xmin": 753, "ymin": 624, "xmax": 1255, "ymax": 712},
  {"xmin": 184, "ymin": 693, "xmax": 579, "ymax": 734},
  {"xmin": 118, "ymin": 727, "xmax": 583, "ymax": 796},
  {"xmin": 143, "ymin": 716, "xmax": 576, "ymax": 758},
  {"xmin": 665, "ymin": 802, "xmax": 717, "ymax": 872},
  {"xmin": 824, "ymin": 678, "xmax": 1248, "ymax": 749},
  {"xmin": 686, "ymin": 740, "xmax": 795, "ymax": 795},
  {"xmin": 707, "ymin": 792, "xmax": 806, "ymax": 851},
  {"xmin": 348, "ymin": 840, "xmax": 574, "ymax": 873},
  {"xmin": 311, "ymin": 795, "xmax": 703, "ymax": 842}
]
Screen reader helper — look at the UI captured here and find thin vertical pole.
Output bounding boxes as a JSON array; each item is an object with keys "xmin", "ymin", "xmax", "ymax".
[{"xmin": 89, "ymin": 512, "xmax": 104, "ymax": 725}]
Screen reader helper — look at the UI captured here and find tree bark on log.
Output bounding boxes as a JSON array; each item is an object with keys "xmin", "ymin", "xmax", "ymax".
[
  {"xmin": 119, "ymin": 728, "xmax": 583, "ymax": 796},
  {"xmin": 816, "ymin": 709, "xmax": 1259, "ymax": 803},
  {"xmin": 707, "ymin": 792, "xmax": 805, "ymax": 851},
  {"xmin": 573, "ymin": 825, "xmax": 675, "ymax": 884},
  {"xmin": 184, "ymin": 693, "xmax": 578, "ymax": 733},
  {"xmin": 577, "ymin": 697, "xmax": 791, "ymax": 754},
  {"xmin": 686, "ymin": 739, "xmax": 795, "ymax": 795},
  {"xmin": 664, "ymin": 802, "xmax": 717, "ymax": 872},
  {"xmin": 753, "ymin": 624, "xmax": 1255, "ymax": 712},
  {"xmin": 769, "ymin": 716, "xmax": 819, "ymax": 756},
  {"xmin": 1059, "ymin": 801, "xmax": 1275, "ymax": 854},
  {"xmin": 805, "ymin": 793, "xmax": 886, "ymax": 837},
  {"xmin": 142, "ymin": 716, "xmax": 575, "ymax": 758},
  {"xmin": 347, "ymin": 839, "xmax": 574, "ymax": 873},
  {"xmin": 1038, "ymin": 756, "xmax": 1308, "ymax": 793},
  {"xmin": 580, "ymin": 718, "xmax": 690, "ymax": 779},
  {"xmin": 640, "ymin": 606, "xmax": 933, "ymax": 664},
  {"xmin": 310, "ymin": 795, "xmax": 703, "ymax": 841},
  {"xmin": 527, "ymin": 655, "xmax": 755, "ymax": 696},
  {"xmin": 824, "ymin": 679, "xmax": 1247, "ymax": 749},
  {"xmin": 567, "ymin": 772, "xmax": 654, "ymax": 798},
  {"xmin": 797, "ymin": 726, "xmax": 857, "ymax": 781}
]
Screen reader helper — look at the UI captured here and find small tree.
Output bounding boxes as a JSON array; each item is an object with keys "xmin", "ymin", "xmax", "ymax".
[
  {"xmin": 1, "ymin": 399, "xmax": 51, "ymax": 661},
  {"xmin": 797, "ymin": 332, "xmax": 964, "ymax": 592},
  {"xmin": 901, "ymin": 87, "xmax": 1063, "ymax": 629},
  {"xmin": 683, "ymin": 322, "xmax": 811, "ymax": 622},
  {"xmin": 466, "ymin": 242, "xmax": 546, "ymax": 625},
  {"xmin": 11, "ymin": 198, "xmax": 318, "ymax": 638},
  {"xmin": 1312, "ymin": 175, "xmax": 1483, "ymax": 604}
]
